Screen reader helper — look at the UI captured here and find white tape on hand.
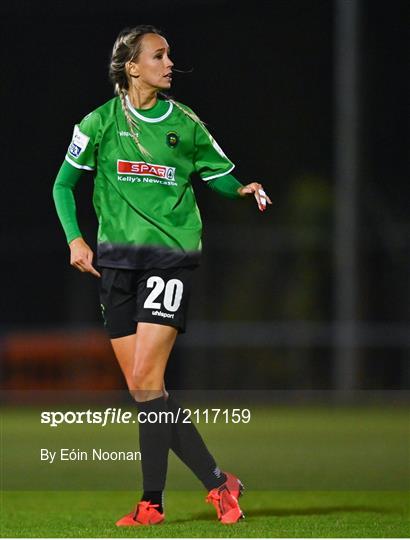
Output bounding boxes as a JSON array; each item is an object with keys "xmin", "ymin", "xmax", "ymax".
[{"xmin": 258, "ymin": 189, "xmax": 266, "ymax": 197}]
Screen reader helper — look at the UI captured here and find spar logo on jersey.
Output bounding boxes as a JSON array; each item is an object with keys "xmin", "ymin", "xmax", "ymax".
[
  {"xmin": 68, "ymin": 125, "xmax": 90, "ymax": 158},
  {"xmin": 117, "ymin": 160, "xmax": 176, "ymax": 181}
]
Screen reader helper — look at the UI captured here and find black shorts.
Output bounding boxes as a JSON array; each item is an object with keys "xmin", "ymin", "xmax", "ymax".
[{"xmin": 99, "ymin": 266, "xmax": 195, "ymax": 339}]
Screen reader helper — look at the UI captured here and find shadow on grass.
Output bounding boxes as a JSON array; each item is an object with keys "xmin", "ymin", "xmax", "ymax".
[{"xmin": 172, "ymin": 505, "xmax": 397, "ymax": 524}]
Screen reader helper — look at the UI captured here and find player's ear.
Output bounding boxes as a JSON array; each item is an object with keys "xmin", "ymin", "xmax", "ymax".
[{"xmin": 127, "ymin": 61, "xmax": 140, "ymax": 79}]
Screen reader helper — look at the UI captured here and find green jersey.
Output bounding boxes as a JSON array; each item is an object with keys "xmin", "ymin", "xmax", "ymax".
[{"xmin": 65, "ymin": 96, "xmax": 234, "ymax": 269}]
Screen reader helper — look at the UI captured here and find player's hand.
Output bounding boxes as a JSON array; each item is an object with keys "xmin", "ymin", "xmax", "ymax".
[
  {"xmin": 69, "ymin": 237, "xmax": 101, "ymax": 278},
  {"xmin": 237, "ymin": 182, "xmax": 272, "ymax": 212}
]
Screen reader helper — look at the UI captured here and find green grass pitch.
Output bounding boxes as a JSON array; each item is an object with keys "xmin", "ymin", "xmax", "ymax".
[
  {"xmin": 1, "ymin": 490, "xmax": 409, "ymax": 537},
  {"xmin": 1, "ymin": 405, "xmax": 409, "ymax": 537}
]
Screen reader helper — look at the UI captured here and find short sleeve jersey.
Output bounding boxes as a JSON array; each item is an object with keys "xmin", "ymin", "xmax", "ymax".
[{"xmin": 65, "ymin": 96, "xmax": 234, "ymax": 269}]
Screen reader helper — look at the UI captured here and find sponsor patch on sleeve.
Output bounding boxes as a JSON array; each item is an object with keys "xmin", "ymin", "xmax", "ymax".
[{"xmin": 68, "ymin": 125, "xmax": 90, "ymax": 158}]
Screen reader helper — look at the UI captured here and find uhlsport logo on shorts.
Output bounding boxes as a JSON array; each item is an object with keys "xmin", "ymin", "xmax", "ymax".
[
  {"xmin": 152, "ymin": 310, "xmax": 175, "ymax": 319},
  {"xmin": 117, "ymin": 160, "xmax": 176, "ymax": 180}
]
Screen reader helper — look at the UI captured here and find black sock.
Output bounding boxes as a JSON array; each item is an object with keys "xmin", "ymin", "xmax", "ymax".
[
  {"xmin": 136, "ymin": 396, "xmax": 171, "ymax": 511},
  {"xmin": 141, "ymin": 490, "xmax": 163, "ymax": 513},
  {"xmin": 167, "ymin": 395, "xmax": 227, "ymax": 491}
]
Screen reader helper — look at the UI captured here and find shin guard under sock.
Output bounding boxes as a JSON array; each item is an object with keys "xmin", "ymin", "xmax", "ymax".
[{"xmin": 136, "ymin": 396, "xmax": 171, "ymax": 501}]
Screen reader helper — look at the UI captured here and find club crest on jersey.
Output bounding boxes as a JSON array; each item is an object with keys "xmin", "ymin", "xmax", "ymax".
[
  {"xmin": 166, "ymin": 131, "xmax": 179, "ymax": 148},
  {"xmin": 117, "ymin": 160, "xmax": 176, "ymax": 180},
  {"xmin": 68, "ymin": 125, "xmax": 90, "ymax": 158}
]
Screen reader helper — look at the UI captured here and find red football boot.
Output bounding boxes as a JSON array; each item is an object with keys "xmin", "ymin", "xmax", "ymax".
[
  {"xmin": 206, "ymin": 471, "xmax": 245, "ymax": 524},
  {"xmin": 224, "ymin": 471, "xmax": 245, "ymax": 500},
  {"xmin": 116, "ymin": 500, "xmax": 164, "ymax": 526}
]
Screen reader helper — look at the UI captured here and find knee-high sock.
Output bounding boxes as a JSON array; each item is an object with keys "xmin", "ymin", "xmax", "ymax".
[
  {"xmin": 136, "ymin": 396, "xmax": 171, "ymax": 492},
  {"xmin": 167, "ymin": 395, "xmax": 226, "ymax": 491}
]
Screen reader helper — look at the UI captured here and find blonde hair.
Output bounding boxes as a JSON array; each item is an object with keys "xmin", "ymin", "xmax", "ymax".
[
  {"xmin": 109, "ymin": 26, "xmax": 205, "ymax": 159},
  {"xmin": 164, "ymin": 96, "xmax": 205, "ymax": 128}
]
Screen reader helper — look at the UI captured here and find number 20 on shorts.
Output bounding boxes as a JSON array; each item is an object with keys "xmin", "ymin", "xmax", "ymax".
[{"xmin": 143, "ymin": 276, "xmax": 184, "ymax": 312}]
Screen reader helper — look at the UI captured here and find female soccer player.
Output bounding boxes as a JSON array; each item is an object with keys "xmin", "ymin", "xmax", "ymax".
[{"xmin": 53, "ymin": 25, "xmax": 271, "ymax": 526}]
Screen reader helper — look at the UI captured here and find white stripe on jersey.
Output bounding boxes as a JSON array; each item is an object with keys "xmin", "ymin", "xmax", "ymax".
[
  {"xmin": 126, "ymin": 95, "xmax": 174, "ymax": 123},
  {"xmin": 65, "ymin": 155, "xmax": 95, "ymax": 171},
  {"xmin": 201, "ymin": 163, "xmax": 235, "ymax": 181}
]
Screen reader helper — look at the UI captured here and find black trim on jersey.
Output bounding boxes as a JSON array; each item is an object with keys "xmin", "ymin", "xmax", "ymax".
[{"xmin": 97, "ymin": 242, "xmax": 201, "ymax": 270}]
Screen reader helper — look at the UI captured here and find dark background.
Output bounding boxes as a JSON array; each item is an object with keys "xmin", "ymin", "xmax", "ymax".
[{"xmin": 1, "ymin": 0, "xmax": 408, "ymax": 392}]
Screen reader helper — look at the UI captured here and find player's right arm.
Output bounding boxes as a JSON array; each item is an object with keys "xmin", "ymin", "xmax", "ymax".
[
  {"xmin": 52, "ymin": 111, "xmax": 101, "ymax": 278},
  {"xmin": 68, "ymin": 237, "xmax": 101, "ymax": 278},
  {"xmin": 52, "ymin": 161, "xmax": 100, "ymax": 278}
]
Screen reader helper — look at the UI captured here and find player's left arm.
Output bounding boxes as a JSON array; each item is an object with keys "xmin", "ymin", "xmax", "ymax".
[
  {"xmin": 237, "ymin": 181, "xmax": 272, "ymax": 212},
  {"xmin": 192, "ymin": 120, "xmax": 272, "ymax": 212},
  {"xmin": 207, "ymin": 174, "xmax": 272, "ymax": 212}
]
